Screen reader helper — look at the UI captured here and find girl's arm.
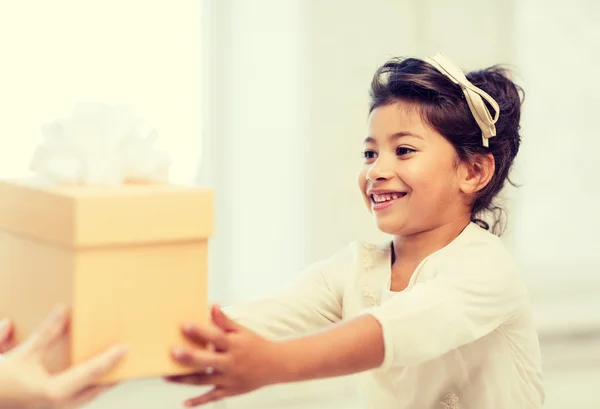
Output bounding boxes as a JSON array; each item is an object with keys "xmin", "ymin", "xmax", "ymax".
[
  {"xmin": 277, "ymin": 314, "xmax": 384, "ymax": 382},
  {"xmin": 167, "ymin": 306, "xmax": 384, "ymax": 407},
  {"xmin": 220, "ymin": 244, "xmax": 355, "ymax": 340}
]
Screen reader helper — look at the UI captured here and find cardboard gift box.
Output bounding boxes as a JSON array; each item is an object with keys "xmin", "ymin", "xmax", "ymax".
[{"xmin": 0, "ymin": 178, "xmax": 213, "ymax": 382}]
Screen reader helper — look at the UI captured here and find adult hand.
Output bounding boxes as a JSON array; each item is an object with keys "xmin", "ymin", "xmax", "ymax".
[
  {"xmin": 0, "ymin": 317, "xmax": 14, "ymax": 354},
  {"xmin": 0, "ymin": 306, "xmax": 128, "ymax": 409},
  {"xmin": 167, "ymin": 305, "xmax": 283, "ymax": 407}
]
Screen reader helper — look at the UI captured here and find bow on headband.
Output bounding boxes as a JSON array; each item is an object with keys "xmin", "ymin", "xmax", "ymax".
[{"xmin": 425, "ymin": 52, "xmax": 500, "ymax": 148}]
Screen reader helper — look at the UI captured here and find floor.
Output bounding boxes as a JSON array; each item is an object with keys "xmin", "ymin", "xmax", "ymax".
[
  {"xmin": 83, "ymin": 364, "xmax": 600, "ymax": 409},
  {"xmin": 83, "ymin": 376, "xmax": 360, "ymax": 409}
]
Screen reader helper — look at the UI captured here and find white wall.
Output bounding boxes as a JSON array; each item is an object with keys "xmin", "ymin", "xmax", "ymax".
[
  {"xmin": 512, "ymin": 0, "xmax": 600, "ymax": 303},
  {"xmin": 201, "ymin": 0, "xmax": 311, "ymax": 305},
  {"xmin": 513, "ymin": 2, "xmax": 600, "ymax": 408}
]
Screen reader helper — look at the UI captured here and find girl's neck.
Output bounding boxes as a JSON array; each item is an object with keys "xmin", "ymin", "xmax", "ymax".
[{"xmin": 391, "ymin": 218, "xmax": 471, "ymax": 266}]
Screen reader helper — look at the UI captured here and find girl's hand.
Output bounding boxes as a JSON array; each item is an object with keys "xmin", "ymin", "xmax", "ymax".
[
  {"xmin": 167, "ymin": 305, "xmax": 284, "ymax": 407},
  {"xmin": 0, "ymin": 306, "xmax": 128, "ymax": 409}
]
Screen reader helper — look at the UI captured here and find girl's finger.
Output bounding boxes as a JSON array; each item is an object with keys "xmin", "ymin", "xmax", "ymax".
[
  {"xmin": 171, "ymin": 347, "xmax": 227, "ymax": 372},
  {"xmin": 165, "ymin": 372, "xmax": 226, "ymax": 386},
  {"xmin": 184, "ymin": 387, "xmax": 227, "ymax": 407},
  {"xmin": 182, "ymin": 323, "xmax": 229, "ymax": 352},
  {"xmin": 211, "ymin": 305, "xmax": 239, "ymax": 333}
]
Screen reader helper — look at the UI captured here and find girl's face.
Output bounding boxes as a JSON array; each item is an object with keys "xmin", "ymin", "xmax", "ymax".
[{"xmin": 358, "ymin": 101, "xmax": 476, "ymax": 236}]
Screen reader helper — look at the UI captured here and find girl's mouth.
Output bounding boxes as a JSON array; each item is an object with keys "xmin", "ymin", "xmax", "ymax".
[{"xmin": 371, "ymin": 192, "xmax": 407, "ymax": 210}]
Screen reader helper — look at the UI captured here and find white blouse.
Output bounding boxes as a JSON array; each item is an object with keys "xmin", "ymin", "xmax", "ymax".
[{"xmin": 225, "ymin": 223, "xmax": 545, "ymax": 409}]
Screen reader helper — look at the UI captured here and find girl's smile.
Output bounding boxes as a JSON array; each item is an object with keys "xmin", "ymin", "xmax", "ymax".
[{"xmin": 369, "ymin": 191, "xmax": 408, "ymax": 211}]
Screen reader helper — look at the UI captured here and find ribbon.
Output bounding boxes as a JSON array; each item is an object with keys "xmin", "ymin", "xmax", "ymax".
[{"xmin": 425, "ymin": 52, "xmax": 500, "ymax": 147}]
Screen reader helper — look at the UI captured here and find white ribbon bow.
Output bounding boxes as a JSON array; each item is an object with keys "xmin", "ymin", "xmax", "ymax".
[{"xmin": 425, "ymin": 52, "xmax": 500, "ymax": 147}]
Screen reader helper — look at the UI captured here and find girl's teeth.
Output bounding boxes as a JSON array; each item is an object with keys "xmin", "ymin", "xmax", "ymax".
[{"xmin": 373, "ymin": 193, "xmax": 402, "ymax": 202}]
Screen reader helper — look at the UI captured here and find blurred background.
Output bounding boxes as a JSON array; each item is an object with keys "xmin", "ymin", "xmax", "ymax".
[{"xmin": 1, "ymin": 0, "xmax": 599, "ymax": 408}]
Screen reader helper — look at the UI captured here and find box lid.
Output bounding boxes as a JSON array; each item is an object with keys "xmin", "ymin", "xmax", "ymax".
[{"xmin": 0, "ymin": 179, "xmax": 213, "ymax": 248}]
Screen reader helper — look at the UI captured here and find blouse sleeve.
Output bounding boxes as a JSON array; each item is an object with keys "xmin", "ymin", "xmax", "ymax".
[
  {"xmin": 222, "ymin": 243, "xmax": 355, "ymax": 340},
  {"xmin": 364, "ymin": 244, "xmax": 529, "ymax": 369}
]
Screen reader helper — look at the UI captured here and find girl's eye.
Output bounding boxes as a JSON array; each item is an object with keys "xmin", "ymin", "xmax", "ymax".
[
  {"xmin": 396, "ymin": 147, "xmax": 415, "ymax": 156},
  {"xmin": 362, "ymin": 150, "xmax": 377, "ymax": 160}
]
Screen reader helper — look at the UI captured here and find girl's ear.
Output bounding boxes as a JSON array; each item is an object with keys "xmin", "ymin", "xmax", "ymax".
[{"xmin": 458, "ymin": 153, "xmax": 495, "ymax": 195}]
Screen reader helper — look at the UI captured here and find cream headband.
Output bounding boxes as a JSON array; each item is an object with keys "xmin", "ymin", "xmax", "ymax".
[{"xmin": 425, "ymin": 52, "xmax": 500, "ymax": 147}]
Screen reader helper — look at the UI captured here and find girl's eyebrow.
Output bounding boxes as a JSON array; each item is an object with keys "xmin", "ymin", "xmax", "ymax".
[{"xmin": 363, "ymin": 131, "xmax": 424, "ymax": 144}]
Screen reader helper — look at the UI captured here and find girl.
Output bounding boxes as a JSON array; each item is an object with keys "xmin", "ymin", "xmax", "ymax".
[{"xmin": 169, "ymin": 53, "xmax": 544, "ymax": 409}]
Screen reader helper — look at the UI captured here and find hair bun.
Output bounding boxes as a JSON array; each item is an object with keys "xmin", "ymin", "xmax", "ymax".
[{"xmin": 467, "ymin": 67, "xmax": 523, "ymax": 157}]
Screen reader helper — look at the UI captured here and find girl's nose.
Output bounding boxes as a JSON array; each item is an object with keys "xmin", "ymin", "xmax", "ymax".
[{"xmin": 366, "ymin": 158, "xmax": 394, "ymax": 182}]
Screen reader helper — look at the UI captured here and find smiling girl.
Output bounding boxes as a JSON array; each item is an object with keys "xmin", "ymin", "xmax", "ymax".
[{"xmin": 169, "ymin": 53, "xmax": 544, "ymax": 409}]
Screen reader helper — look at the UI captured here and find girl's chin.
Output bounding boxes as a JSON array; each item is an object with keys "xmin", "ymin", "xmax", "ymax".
[{"xmin": 373, "ymin": 217, "xmax": 410, "ymax": 236}]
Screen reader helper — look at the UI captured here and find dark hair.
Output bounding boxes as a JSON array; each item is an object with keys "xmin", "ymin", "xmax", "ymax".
[{"xmin": 369, "ymin": 57, "xmax": 523, "ymax": 235}]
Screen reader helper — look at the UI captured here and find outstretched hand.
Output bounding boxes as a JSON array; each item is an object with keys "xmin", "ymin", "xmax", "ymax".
[
  {"xmin": 167, "ymin": 305, "xmax": 285, "ymax": 407},
  {"xmin": 0, "ymin": 306, "xmax": 128, "ymax": 409}
]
